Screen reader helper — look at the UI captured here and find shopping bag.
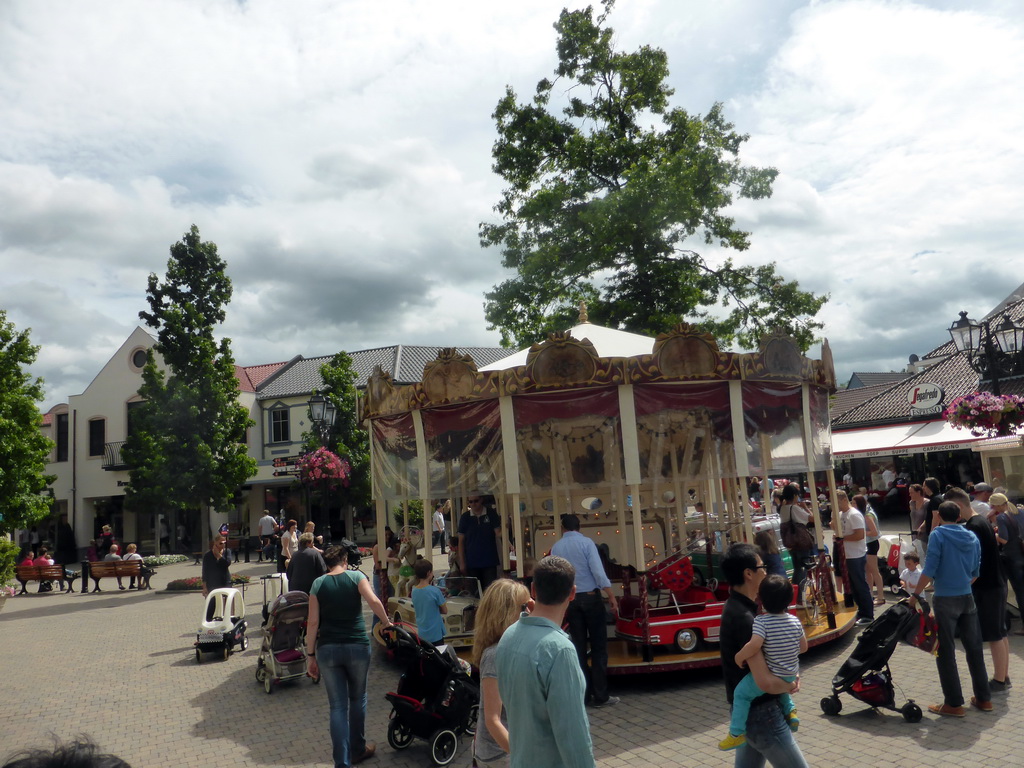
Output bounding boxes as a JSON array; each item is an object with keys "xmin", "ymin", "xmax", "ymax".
[{"xmin": 904, "ymin": 598, "xmax": 939, "ymax": 656}]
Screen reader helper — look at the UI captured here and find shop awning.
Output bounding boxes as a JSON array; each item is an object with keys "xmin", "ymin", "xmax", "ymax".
[{"xmin": 833, "ymin": 421, "xmax": 984, "ymax": 459}]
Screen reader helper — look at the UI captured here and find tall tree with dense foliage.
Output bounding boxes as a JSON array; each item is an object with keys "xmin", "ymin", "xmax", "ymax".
[
  {"xmin": 123, "ymin": 226, "xmax": 256, "ymax": 545},
  {"xmin": 0, "ymin": 312, "xmax": 54, "ymax": 535},
  {"xmin": 481, "ymin": 0, "xmax": 826, "ymax": 351},
  {"xmin": 315, "ymin": 351, "xmax": 371, "ymax": 510}
]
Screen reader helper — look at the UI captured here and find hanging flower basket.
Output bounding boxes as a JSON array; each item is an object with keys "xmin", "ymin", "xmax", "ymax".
[
  {"xmin": 297, "ymin": 447, "xmax": 352, "ymax": 489},
  {"xmin": 943, "ymin": 391, "xmax": 1024, "ymax": 438}
]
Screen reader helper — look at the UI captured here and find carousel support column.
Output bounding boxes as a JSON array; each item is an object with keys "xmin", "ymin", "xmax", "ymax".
[
  {"xmin": 729, "ymin": 381, "xmax": 755, "ymax": 545},
  {"xmin": 802, "ymin": 383, "xmax": 836, "ymax": 628},
  {"xmin": 618, "ymin": 385, "xmax": 650, "ymax": 659},
  {"xmin": 617, "ymin": 386, "xmax": 644, "ymax": 575},
  {"xmin": 760, "ymin": 432, "xmax": 774, "ymax": 490},
  {"xmin": 411, "ymin": 410, "xmax": 431, "ymax": 558},
  {"xmin": 499, "ymin": 396, "xmax": 525, "ymax": 578},
  {"xmin": 825, "ymin": 456, "xmax": 845, "ymax": 613},
  {"xmin": 369, "ymin": 422, "xmax": 387, "ymax": 586}
]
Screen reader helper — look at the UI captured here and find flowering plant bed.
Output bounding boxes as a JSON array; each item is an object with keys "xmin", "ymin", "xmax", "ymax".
[
  {"xmin": 944, "ymin": 391, "xmax": 1024, "ymax": 437},
  {"xmin": 143, "ymin": 555, "xmax": 190, "ymax": 567},
  {"xmin": 166, "ymin": 574, "xmax": 251, "ymax": 591}
]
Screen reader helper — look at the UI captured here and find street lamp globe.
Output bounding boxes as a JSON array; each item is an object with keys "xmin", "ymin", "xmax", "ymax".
[
  {"xmin": 993, "ymin": 316, "xmax": 1024, "ymax": 355},
  {"xmin": 308, "ymin": 393, "xmax": 327, "ymax": 423},
  {"xmin": 948, "ymin": 311, "xmax": 981, "ymax": 354}
]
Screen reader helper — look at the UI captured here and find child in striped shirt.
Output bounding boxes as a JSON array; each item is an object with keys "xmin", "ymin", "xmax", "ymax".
[{"xmin": 720, "ymin": 574, "xmax": 808, "ymax": 751}]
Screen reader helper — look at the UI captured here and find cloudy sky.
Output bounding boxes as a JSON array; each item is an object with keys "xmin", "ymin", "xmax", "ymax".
[{"xmin": 3, "ymin": 0, "xmax": 1023, "ymax": 410}]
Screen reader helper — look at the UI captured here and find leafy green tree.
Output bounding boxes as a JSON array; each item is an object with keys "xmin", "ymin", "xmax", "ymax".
[
  {"xmin": 313, "ymin": 352, "xmax": 371, "ymax": 511},
  {"xmin": 123, "ymin": 226, "xmax": 256, "ymax": 546},
  {"xmin": 0, "ymin": 312, "xmax": 54, "ymax": 535},
  {"xmin": 481, "ymin": 0, "xmax": 827, "ymax": 351}
]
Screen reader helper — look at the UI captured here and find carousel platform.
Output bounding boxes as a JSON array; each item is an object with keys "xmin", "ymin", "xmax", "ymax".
[{"xmin": 605, "ymin": 602, "xmax": 859, "ymax": 675}]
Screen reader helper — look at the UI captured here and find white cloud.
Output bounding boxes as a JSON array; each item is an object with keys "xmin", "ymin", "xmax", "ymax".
[{"xmin": 2, "ymin": 0, "xmax": 1023, "ymax": 408}]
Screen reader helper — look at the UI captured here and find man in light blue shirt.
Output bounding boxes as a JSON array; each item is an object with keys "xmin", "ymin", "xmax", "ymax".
[
  {"xmin": 496, "ymin": 556, "xmax": 595, "ymax": 768},
  {"xmin": 550, "ymin": 514, "xmax": 619, "ymax": 707}
]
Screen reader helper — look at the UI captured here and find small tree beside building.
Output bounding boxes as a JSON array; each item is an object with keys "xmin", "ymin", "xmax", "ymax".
[{"xmin": 0, "ymin": 311, "xmax": 54, "ymax": 536}]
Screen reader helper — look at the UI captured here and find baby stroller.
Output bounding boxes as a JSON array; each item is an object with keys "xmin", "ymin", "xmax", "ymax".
[
  {"xmin": 195, "ymin": 587, "xmax": 248, "ymax": 662},
  {"xmin": 820, "ymin": 598, "xmax": 925, "ymax": 722},
  {"xmin": 381, "ymin": 625, "xmax": 479, "ymax": 766},
  {"xmin": 259, "ymin": 572, "xmax": 290, "ymax": 624},
  {"xmin": 255, "ymin": 590, "xmax": 318, "ymax": 694},
  {"xmin": 878, "ymin": 535, "xmax": 912, "ymax": 595}
]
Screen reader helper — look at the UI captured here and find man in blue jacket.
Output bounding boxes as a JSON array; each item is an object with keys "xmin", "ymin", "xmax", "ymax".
[{"xmin": 909, "ymin": 501, "xmax": 991, "ymax": 716}]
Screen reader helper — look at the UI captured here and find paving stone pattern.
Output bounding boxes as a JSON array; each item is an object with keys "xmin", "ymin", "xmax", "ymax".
[{"xmin": 3, "ymin": 556, "xmax": 1023, "ymax": 767}]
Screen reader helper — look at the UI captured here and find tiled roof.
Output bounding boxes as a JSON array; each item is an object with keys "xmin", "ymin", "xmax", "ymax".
[
  {"xmin": 235, "ymin": 362, "xmax": 288, "ymax": 392},
  {"xmin": 847, "ymin": 372, "xmax": 910, "ymax": 389},
  {"xmin": 836, "ymin": 297, "xmax": 1024, "ymax": 427},
  {"xmin": 256, "ymin": 345, "xmax": 508, "ymax": 400},
  {"xmin": 923, "ymin": 338, "xmax": 955, "ymax": 359},
  {"xmin": 830, "ymin": 382, "xmax": 895, "ymax": 421},
  {"xmin": 834, "ymin": 351, "xmax": 979, "ymax": 427}
]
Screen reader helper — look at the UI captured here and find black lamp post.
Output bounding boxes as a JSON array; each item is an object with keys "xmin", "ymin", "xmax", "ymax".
[
  {"xmin": 948, "ymin": 311, "xmax": 1024, "ymax": 396},
  {"xmin": 307, "ymin": 394, "xmax": 338, "ymax": 533},
  {"xmin": 308, "ymin": 393, "xmax": 337, "ymax": 447}
]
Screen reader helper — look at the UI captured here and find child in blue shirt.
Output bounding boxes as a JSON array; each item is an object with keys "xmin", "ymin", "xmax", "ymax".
[{"xmin": 411, "ymin": 558, "xmax": 447, "ymax": 645}]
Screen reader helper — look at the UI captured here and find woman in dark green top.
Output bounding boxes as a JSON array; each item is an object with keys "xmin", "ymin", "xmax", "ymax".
[{"xmin": 307, "ymin": 545, "xmax": 392, "ymax": 768}]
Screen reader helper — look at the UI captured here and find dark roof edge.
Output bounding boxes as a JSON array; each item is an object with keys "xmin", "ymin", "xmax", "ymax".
[{"xmin": 256, "ymin": 354, "xmax": 304, "ymax": 393}]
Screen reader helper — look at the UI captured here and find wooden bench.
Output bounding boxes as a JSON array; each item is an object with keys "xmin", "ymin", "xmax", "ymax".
[
  {"xmin": 87, "ymin": 560, "xmax": 144, "ymax": 592},
  {"xmin": 15, "ymin": 564, "xmax": 75, "ymax": 594}
]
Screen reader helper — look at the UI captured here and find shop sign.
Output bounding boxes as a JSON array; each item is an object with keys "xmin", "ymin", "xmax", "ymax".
[{"xmin": 907, "ymin": 383, "xmax": 944, "ymax": 415}]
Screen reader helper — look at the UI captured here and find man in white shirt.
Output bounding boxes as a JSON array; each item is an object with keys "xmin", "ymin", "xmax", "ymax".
[
  {"xmin": 432, "ymin": 503, "xmax": 447, "ymax": 554},
  {"xmin": 837, "ymin": 490, "xmax": 873, "ymax": 626},
  {"xmin": 257, "ymin": 509, "xmax": 278, "ymax": 562},
  {"xmin": 881, "ymin": 467, "xmax": 896, "ymax": 489},
  {"xmin": 970, "ymin": 482, "xmax": 993, "ymax": 516}
]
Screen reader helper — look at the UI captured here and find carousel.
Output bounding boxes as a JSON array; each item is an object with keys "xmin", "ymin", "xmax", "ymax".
[{"xmin": 363, "ymin": 310, "xmax": 857, "ymax": 672}]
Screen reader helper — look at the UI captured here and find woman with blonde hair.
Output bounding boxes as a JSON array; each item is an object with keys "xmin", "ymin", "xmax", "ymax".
[{"xmin": 471, "ymin": 578, "xmax": 531, "ymax": 768}]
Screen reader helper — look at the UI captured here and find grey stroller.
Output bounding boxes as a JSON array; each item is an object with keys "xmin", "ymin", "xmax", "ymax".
[{"xmin": 255, "ymin": 590, "xmax": 320, "ymax": 694}]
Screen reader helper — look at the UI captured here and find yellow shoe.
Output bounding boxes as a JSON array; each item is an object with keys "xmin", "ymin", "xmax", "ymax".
[
  {"xmin": 719, "ymin": 733, "xmax": 746, "ymax": 751},
  {"xmin": 786, "ymin": 709, "xmax": 800, "ymax": 732}
]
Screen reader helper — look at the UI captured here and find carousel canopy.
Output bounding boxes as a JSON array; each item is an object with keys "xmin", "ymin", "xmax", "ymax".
[{"xmin": 480, "ymin": 323, "xmax": 656, "ymax": 371}]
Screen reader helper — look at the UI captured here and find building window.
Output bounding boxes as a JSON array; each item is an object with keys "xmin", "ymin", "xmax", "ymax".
[
  {"xmin": 131, "ymin": 349, "xmax": 148, "ymax": 369},
  {"xmin": 271, "ymin": 408, "xmax": 290, "ymax": 443},
  {"xmin": 126, "ymin": 401, "xmax": 145, "ymax": 437},
  {"xmin": 88, "ymin": 419, "xmax": 106, "ymax": 457},
  {"xmin": 56, "ymin": 413, "xmax": 69, "ymax": 462}
]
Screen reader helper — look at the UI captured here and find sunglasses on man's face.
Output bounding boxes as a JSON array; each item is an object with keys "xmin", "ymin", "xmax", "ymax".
[{"xmin": 468, "ymin": 498, "xmax": 483, "ymax": 504}]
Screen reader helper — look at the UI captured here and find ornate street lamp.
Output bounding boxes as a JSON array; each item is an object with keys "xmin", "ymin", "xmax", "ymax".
[
  {"xmin": 949, "ymin": 311, "xmax": 1024, "ymax": 396},
  {"xmin": 308, "ymin": 394, "xmax": 337, "ymax": 446}
]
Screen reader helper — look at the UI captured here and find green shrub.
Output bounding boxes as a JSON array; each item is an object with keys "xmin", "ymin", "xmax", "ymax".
[{"xmin": 0, "ymin": 538, "xmax": 19, "ymax": 591}]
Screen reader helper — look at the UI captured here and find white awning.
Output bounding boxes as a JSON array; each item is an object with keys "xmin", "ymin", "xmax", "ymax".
[{"xmin": 833, "ymin": 421, "xmax": 984, "ymax": 459}]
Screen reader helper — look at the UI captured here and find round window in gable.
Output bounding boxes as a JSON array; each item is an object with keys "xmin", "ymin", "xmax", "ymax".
[{"xmin": 131, "ymin": 349, "xmax": 149, "ymax": 370}]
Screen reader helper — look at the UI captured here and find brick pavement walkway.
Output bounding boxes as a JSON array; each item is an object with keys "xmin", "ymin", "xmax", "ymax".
[{"xmin": 3, "ymin": 558, "xmax": 1023, "ymax": 767}]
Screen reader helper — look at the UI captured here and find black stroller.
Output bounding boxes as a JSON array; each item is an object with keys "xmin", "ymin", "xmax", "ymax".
[
  {"xmin": 381, "ymin": 625, "xmax": 479, "ymax": 766},
  {"xmin": 820, "ymin": 598, "xmax": 925, "ymax": 722}
]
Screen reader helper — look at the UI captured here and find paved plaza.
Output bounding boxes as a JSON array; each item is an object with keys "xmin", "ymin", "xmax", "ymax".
[{"xmin": 3, "ymin": 556, "xmax": 1024, "ymax": 768}]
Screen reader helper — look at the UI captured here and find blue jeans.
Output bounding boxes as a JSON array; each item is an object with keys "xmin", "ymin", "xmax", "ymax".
[
  {"xmin": 318, "ymin": 642, "xmax": 371, "ymax": 768},
  {"xmin": 729, "ymin": 674, "xmax": 795, "ymax": 736},
  {"xmin": 733, "ymin": 699, "xmax": 808, "ymax": 768},
  {"xmin": 845, "ymin": 555, "xmax": 873, "ymax": 621},
  {"xmin": 933, "ymin": 594, "xmax": 990, "ymax": 707}
]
